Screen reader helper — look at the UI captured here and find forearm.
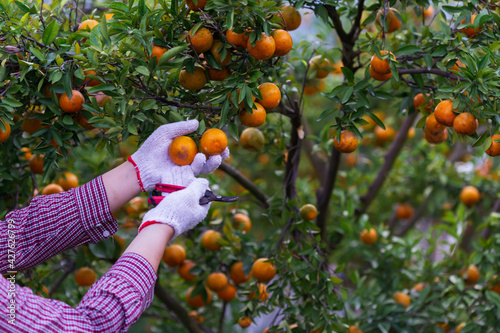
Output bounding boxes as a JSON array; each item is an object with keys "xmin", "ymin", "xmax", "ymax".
[
  {"xmin": 101, "ymin": 160, "xmax": 142, "ymax": 212},
  {"xmin": 123, "ymin": 224, "xmax": 174, "ymax": 273}
]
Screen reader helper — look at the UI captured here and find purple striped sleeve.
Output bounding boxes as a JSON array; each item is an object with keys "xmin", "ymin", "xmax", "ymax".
[
  {"xmin": 0, "ymin": 253, "xmax": 157, "ymax": 332},
  {"xmin": 0, "ymin": 176, "xmax": 117, "ymax": 273}
]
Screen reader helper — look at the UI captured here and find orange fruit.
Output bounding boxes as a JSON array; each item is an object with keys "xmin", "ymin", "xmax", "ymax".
[
  {"xmin": 168, "ymin": 136, "xmax": 198, "ymax": 166},
  {"xmin": 42, "ymin": 184, "xmax": 64, "ymax": 195},
  {"xmin": 56, "ymin": 172, "xmax": 79, "ymax": 190},
  {"xmin": 271, "ymin": 29, "xmax": 293, "ymax": 57},
  {"xmin": 186, "ymin": 0, "xmax": 207, "ymax": 11},
  {"xmin": 347, "ymin": 326, "xmax": 364, "ymax": 333},
  {"xmin": 207, "ymin": 67, "xmax": 231, "ymax": 81},
  {"xmin": 83, "ymin": 69, "xmax": 101, "ymax": 87},
  {"xmin": 163, "ymin": 244, "xmax": 186, "ymax": 267},
  {"xmin": 105, "ymin": 13, "xmax": 114, "ymax": 20},
  {"xmin": 247, "ymin": 283, "xmax": 268, "ymax": 302},
  {"xmin": 334, "ymin": 130, "xmax": 358, "ymax": 153},
  {"xmin": 233, "ymin": 213, "xmax": 252, "ymax": 233},
  {"xmin": 434, "ymin": 100, "xmax": 456, "ymax": 127},
  {"xmin": 395, "ymin": 203, "xmax": 414, "ymax": 220},
  {"xmin": 424, "ymin": 127, "xmax": 448, "ymax": 144},
  {"xmin": 486, "ymin": 134, "xmax": 500, "ymax": 157},
  {"xmin": 78, "ymin": 19, "xmax": 99, "ymax": 31},
  {"xmin": 303, "ymin": 79, "xmax": 326, "ymax": 95},
  {"xmin": 179, "ymin": 66, "xmax": 207, "ymax": 91},
  {"xmin": 374, "ymin": 125, "xmax": 395, "ymax": 144},
  {"xmin": 150, "ymin": 45, "xmax": 167, "ymax": 64},
  {"xmin": 376, "ymin": 8, "xmax": 402, "ymax": 33},
  {"xmin": 300, "ymin": 204, "xmax": 318, "ymax": 221},
  {"xmin": 188, "ymin": 27, "xmax": 214, "ymax": 54},
  {"xmin": 239, "ymin": 103, "xmax": 267, "ymax": 127},
  {"xmin": 178, "ymin": 260, "xmax": 198, "ymax": 281},
  {"xmin": 199, "ymin": 128, "xmax": 228, "ymax": 156},
  {"xmin": 425, "ymin": 113, "xmax": 446, "ymax": 134},
  {"xmin": 21, "ymin": 118, "xmax": 47, "ymax": 135},
  {"xmin": 459, "ymin": 14, "xmax": 481, "ymax": 38},
  {"xmin": 226, "ymin": 29, "xmax": 250, "ymax": 48},
  {"xmin": 229, "ymin": 261, "xmax": 252, "ymax": 285},
  {"xmin": 238, "ymin": 317, "xmax": 251, "ymax": 328},
  {"xmin": 216, "ymin": 283, "xmax": 237, "ymax": 301},
  {"xmin": 59, "ymin": 90, "xmax": 85, "ymax": 113},
  {"xmin": 370, "ymin": 51, "xmax": 394, "ymax": 75},
  {"xmin": 276, "ymin": 5, "xmax": 302, "ymax": 31},
  {"xmin": 188, "ymin": 310, "xmax": 204, "ymax": 323},
  {"xmin": 124, "ymin": 196, "xmax": 147, "ymax": 215},
  {"xmin": 449, "ymin": 59, "xmax": 466, "ymax": 72},
  {"xmin": 0, "ymin": 120, "xmax": 11, "ymax": 143},
  {"xmin": 369, "ymin": 65, "xmax": 392, "ymax": 81},
  {"xmin": 201, "ymin": 230, "xmax": 222, "ymax": 251},
  {"xmin": 462, "ymin": 264, "xmax": 480, "ymax": 284},
  {"xmin": 95, "ymin": 92, "xmax": 112, "ymax": 107},
  {"xmin": 29, "ymin": 154, "xmax": 44, "ymax": 174},
  {"xmin": 309, "ymin": 55, "xmax": 332, "ymax": 79},
  {"xmin": 207, "ymin": 272, "xmax": 229, "ymax": 292},
  {"xmin": 453, "ymin": 112, "xmax": 477, "ymax": 135},
  {"xmin": 74, "ymin": 112, "xmax": 94, "ymax": 130},
  {"xmin": 240, "ymin": 128, "xmax": 265, "ymax": 152},
  {"xmin": 413, "ymin": 93, "xmax": 433, "ymax": 112},
  {"xmin": 412, "ymin": 282, "xmax": 425, "ymax": 292},
  {"xmin": 186, "ymin": 286, "xmax": 212, "ymax": 308},
  {"xmin": 251, "ymin": 258, "xmax": 276, "ymax": 283},
  {"xmin": 20, "ymin": 147, "xmax": 32, "ymax": 161},
  {"xmin": 74, "ymin": 267, "xmax": 96, "ymax": 287},
  {"xmin": 393, "ymin": 291, "xmax": 410, "ymax": 308},
  {"xmin": 257, "ymin": 82, "xmax": 281, "ymax": 109},
  {"xmin": 247, "ymin": 33, "xmax": 276, "ymax": 60},
  {"xmin": 460, "ymin": 186, "xmax": 479, "ymax": 207},
  {"xmin": 456, "ymin": 323, "xmax": 466, "ymax": 333},
  {"xmin": 360, "ymin": 228, "xmax": 377, "ymax": 245},
  {"xmin": 207, "ymin": 40, "xmax": 230, "ymax": 66}
]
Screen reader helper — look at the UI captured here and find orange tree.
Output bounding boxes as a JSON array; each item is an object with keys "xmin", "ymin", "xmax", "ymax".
[{"xmin": 1, "ymin": 0, "xmax": 500, "ymax": 332}]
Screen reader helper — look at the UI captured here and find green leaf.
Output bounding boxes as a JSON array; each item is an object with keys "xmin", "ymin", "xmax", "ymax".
[
  {"xmin": 14, "ymin": 1, "xmax": 30, "ymax": 13},
  {"xmin": 63, "ymin": 72, "xmax": 72, "ymax": 98},
  {"xmin": 87, "ymin": 84, "xmax": 116, "ymax": 94},
  {"xmin": 100, "ymin": 16, "xmax": 111, "ymax": 45},
  {"xmin": 128, "ymin": 123, "xmax": 138, "ymax": 135},
  {"xmin": 157, "ymin": 45, "xmax": 189, "ymax": 66},
  {"xmin": 367, "ymin": 112, "xmax": 386, "ymax": 130},
  {"xmin": 394, "ymin": 45, "xmax": 422, "ymax": 56},
  {"xmin": 42, "ymin": 20, "xmax": 59, "ymax": 46},
  {"xmin": 341, "ymin": 86, "xmax": 354, "ymax": 104},
  {"xmin": 29, "ymin": 47, "xmax": 45, "ymax": 61},
  {"xmin": 136, "ymin": 66, "xmax": 150, "ymax": 76}
]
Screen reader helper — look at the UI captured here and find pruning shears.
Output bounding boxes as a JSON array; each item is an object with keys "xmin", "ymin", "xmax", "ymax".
[{"xmin": 148, "ymin": 183, "xmax": 239, "ymax": 207}]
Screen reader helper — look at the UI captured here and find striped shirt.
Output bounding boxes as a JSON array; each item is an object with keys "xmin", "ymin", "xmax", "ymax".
[{"xmin": 0, "ymin": 177, "xmax": 157, "ymax": 332}]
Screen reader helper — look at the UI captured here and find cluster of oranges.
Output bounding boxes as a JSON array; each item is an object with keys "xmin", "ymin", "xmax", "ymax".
[
  {"xmin": 160, "ymin": 212, "xmax": 277, "ymax": 329},
  {"xmin": 176, "ymin": 5, "xmax": 300, "ymax": 92},
  {"xmin": 168, "ymin": 128, "xmax": 228, "ymax": 166}
]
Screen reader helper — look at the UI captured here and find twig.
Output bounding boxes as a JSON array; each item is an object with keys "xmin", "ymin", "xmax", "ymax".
[
  {"xmin": 154, "ymin": 281, "xmax": 204, "ymax": 333},
  {"xmin": 398, "ymin": 68, "xmax": 461, "ymax": 81},
  {"xmin": 219, "ymin": 162, "xmax": 269, "ymax": 208},
  {"xmin": 324, "ymin": 5, "xmax": 349, "ymax": 42},
  {"xmin": 396, "ymin": 191, "xmax": 434, "ymax": 237},
  {"xmin": 482, "ymin": 198, "xmax": 500, "ymax": 240},
  {"xmin": 217, "ymin": 302, "xmax": 227, "ymax": 333},
  {"xmin": 356, "ymin": 112, "xmax": 418, "ymax": 217},
  {"xmin": 49, "ymin": 260, "xmax": 75, "ymax": 297},
  {"xmin": 301, "ymin": 118, "xmax": 327, "ymax": 183},
  {"xmin": 20, "ymin": 35, "xmax": 56, "ymax": 51}
]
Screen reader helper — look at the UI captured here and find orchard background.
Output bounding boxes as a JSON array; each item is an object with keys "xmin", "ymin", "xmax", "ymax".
[{"xmin": 1, "ymin": 0, "xmax": 500, "ymax": 331}]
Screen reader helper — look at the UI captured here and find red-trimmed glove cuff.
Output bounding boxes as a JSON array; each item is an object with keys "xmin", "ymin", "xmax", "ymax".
[
  {"xmin": 138, "ymin": 220, "xmax": 163, "ymax": 233},
  {"xmin": 128, "ymin": 156, "xmax": 146, "ymax": 192}
]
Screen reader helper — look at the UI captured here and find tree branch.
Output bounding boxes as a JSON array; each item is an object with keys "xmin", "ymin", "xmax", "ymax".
[
  {"xmin": 482, "ymin": 198, "xmax": 500, "ymax": 240},
  {"xmin": 315, "ymin": 148, "xmax": 342, "ymax": 244},
  {"xmin": 302, "ymin": 118, "xmax": 327, "ymax": 183},
  {"xmin": 347, "ymin": 0, "xmax": 365, "ymax": 39},
  {"xmin": 398, "ymin": 68, "xmax": 460, "ymax": 80},
  {"xmin": 324, "ymin": 5, "xmax": 349, "ymax": 43},
  {"xmin": 356, "ymin": 112, "xmax": 418, "ymax": 217},
  {"xmin": 219, "ymin": 162, "xmax": 269, "ymax": 208},
  {"xmin": 154, "ymin": 281, "xmax": 204, "ymax": 333},
  {"xmin": 396, "ymin": 190, "xmax": 434, "ymax": 237}
]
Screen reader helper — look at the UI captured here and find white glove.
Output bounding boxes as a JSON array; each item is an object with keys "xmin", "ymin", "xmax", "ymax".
[
  {"xmin": 139, "ymin": 178, "xmax": 211, "ymax": 239},
  {"xmin": 128, "ymin": 119, "xmax": 230, "ymax": 191}
]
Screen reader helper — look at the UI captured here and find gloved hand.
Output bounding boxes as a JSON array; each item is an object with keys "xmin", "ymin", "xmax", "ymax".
[
  {"xmin": 139, "ymin": 178, "xmax": 211, "ymax": 239},
  {"xmin": 128, "ymin": 119, "xmax": 230, "ymax": 191}
]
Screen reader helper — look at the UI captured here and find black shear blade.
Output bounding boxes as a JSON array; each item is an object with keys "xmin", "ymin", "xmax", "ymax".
[{"xmin": 199, "ymin": 190, "xmax": 239, "ymax": 205}]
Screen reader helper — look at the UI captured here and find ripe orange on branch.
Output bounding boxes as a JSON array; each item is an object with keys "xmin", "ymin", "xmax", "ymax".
[
  {"xmin": 188, "ymin": 27, "xmax": 214, "ymax": 54},
  {"xmin": 78, "ymin": 19, "xmax": 99, "ymax": 31},
  {"xmin": 276, "ymin": 5, "xmax": 302, "ymax": 31},
  {"xmin": 460, "ymin": 186, "xmax": 480, "ymax": 207},
  {"xmin": 206, "ymin": 272, "xmax": 229, "ymax": 292},
  {"xmin": 369, "ymin": 65, "xmax": 392, "ymax": 81},
  {"xmin": 163, "ymin": 244, "xmax": 186, "ymax": 267},
  {"xmin": 74, "ymin": 267, "xmax": 96, "ymax": 287},
  {"xmin": 239, "ymin": 103, "xmax": 267, "ymax": 127},
  {"xmin": 233, "ymin": 213, "xmax": 252, "ymax": 233},
  {"xmin": 41, "ymin": 184, "xmax": 64, "ymax": 195},
  {"xmin": 334, "ymin": 130, "xmax": 359, "ymax": 153},
  {"xmin": 178, "ymin": 260, "xmax": 198, "ymax": 281},
  {"xmin": 247, "ymin": 33, "xmax": 276, "ymax": 60},
  {"xmin": 434, "ymin": 100, "xmax": 457, "ymax": 127},
  {"xmin": 251, "ymin": 258, "xmax": 276, "ymax": 283},
  {"xmin": 186, "ymin": 286, "xmax": 212, "ymax": 308},
  {"xmin": 370, "ymin": 51, "xmax": 394, "ymax": 75},
  {"xmin": 149, "ymin": 45, "xmax": 167, "ymax": 64},
  {"xmin": 309, "ymin": 55, "xmax": 332, "ymax": 79},
  {"xmin": 169, "ymin": 136, "xmax": 198, "ymax": 166},
  {"xmin": 226, "ymin": 29, "xmax": 250, "ymax": 48},
  {"xmin": 57, "ymin": 172, "xmax": 79, "ymax": 190},
  {"xmin": 240, "ymin": 128, "xmax": 265, "ymax": 152},
  {"xmin": 424, "ymin": 127, "xmax": 448, "ymax": 144},
  {"xmin": 216, "ymin": 283, "xmax": 237, "ymax": 301},
  {"xmin": 486, "ymin": 134, "xmax": 500, "ymax": 157},
  {"xmin": 459, "ymin": 14, "xmax": 481, "ymax": 38},
  {"xmin": 207, "ymin": 41, "xmax": 231, "ymax": 66},
  {"xmin": 29, "ymin": 154, "xmax": 44, "ymax": 174},
  {"xmin": 360, "ymin": 228, "xmax": 378, "ymax": 245},
  {"xmin": 257, "ymin": 82, "xmax": 281, "ymax": 109},
  {"xmin": 453, "ymin": 112, "xmax": 477, "ymax": 135},
  {"xmin": 393, "ymin": 291, "xmax": 410, "ymax": 308},
  {"xmin": 60, "ymin": 90, "xmax": 85, "ymax": 113},
  {"xmin": 179, "ymin": 66, "xmax": 207, "ymax": 91},
  {"xmin": 395, "ymin": 203, "xmax": 414, "ymax": 220},
  {"xmin": 186, "ymin": 0, "xmax": 207, "ymax": 11},
  {"xmin": 376, "ymin": 8, "xmax": 402, "ymax": 33},
  {"xmin": 271, "ymin": 29, "xmax": 293, "ymax": 57},
  {"xmin": 425, "ymin": 114, "xmax": 445, "ymax": 134},
  {"xmin": 462, "ymin": 264, "xmax": 480, "ymax": 285},
  {"xmin": 0, "ymin": 120, "xmax": 11, "ymax": 143},
  {"xmin": 238, "ymin": 317, "xmax": 251, "ymax": 328},
  {"xmin": 201, "ymin": 230, "xmax": 222, "ymax": 251},
  {"xmin": 199, "ymin": 128, "xmax": 227, "ymax": 156},
  {"xmin": 413, "ymin": 93, "xmax": 433, "ymax": 112},
  {"xmin": 230, "ymin": 261, "xmax": 252, "ymax": 285},
  {"xmin": 300, "ymin": 204, "xmax": 318, "ymax": 221},
  {"xmin": 247, "ymin": 283, "xmax": 268, "ymax": 302}
]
